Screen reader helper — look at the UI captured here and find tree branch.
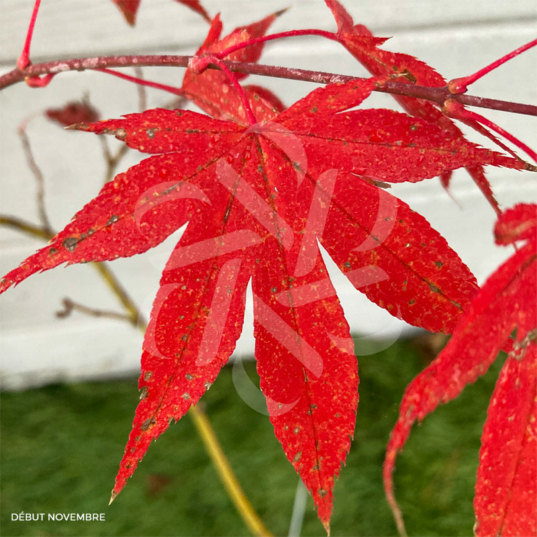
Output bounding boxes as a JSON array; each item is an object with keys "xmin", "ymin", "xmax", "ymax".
[
  {"xmin": 18, "ymin": 127, "xmax": 53, "ymax": 234},
  {"xmin": 1, "ymin": 56, "xmax": 536, "ymax": 117},
  {"xmin": 56, "ymin": 297, "xmax": 133, "ymax": 324}
]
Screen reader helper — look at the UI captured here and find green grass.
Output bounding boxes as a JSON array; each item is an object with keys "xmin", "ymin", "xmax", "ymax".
[{"xmin": 1, "ymin": 339, "xmax": 504, "ymax": 537}]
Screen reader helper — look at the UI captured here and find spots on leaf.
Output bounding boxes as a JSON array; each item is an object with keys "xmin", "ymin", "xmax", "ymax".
[
  {"xmin": 106, "ymin": 215, "xmax": 119, "ymax": 226},
  {"xmin": 140, "ymin": 418, "xmax": 156, "ymax": 431},
  {"xmin": 429, "ymin": 283, "xmax": 441, "ymax": 293},
  {"xmin": 62, "ymin": 237, "xmax": 79, "ymax": 252}
]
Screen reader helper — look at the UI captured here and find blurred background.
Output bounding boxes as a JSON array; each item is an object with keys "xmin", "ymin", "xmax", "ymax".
[{"xmin": 0, "ymin": 0, "xmax": 536, "ymax": 535}]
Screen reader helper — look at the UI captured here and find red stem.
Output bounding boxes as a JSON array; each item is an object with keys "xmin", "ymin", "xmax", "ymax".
[
  {"xmin": 25, "ymin": 73, "xmax": 55, "ymax": 88},
  {"xmin": 96, "ymin": 68, "xmax": 184, "ymax": 97},
  {"xmin": 1, "ymin": 56, "xmax": 537, "ymax": 117},
  {"xmin": 17, "ymin": 0, "xmax": 41, "ymax": 70},
  {"xmin": 214, "ymin": 29, "xmax": 340, "ymax": 60},
  {"xmin": 449, "ymin": 38, "xmax": 537, "ymax": 94},
  {"xmin": 444, "ymin": 99, "xmax": 537, "ymax": 163},
  {"xmin": 206, "ymin": 56, "xmax": 256, "ymax": 125}
]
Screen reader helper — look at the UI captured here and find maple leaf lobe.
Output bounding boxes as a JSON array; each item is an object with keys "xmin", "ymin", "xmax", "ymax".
[{"xmin": 384, "ymin": 203, "xmax": 537, "ymax": 535}]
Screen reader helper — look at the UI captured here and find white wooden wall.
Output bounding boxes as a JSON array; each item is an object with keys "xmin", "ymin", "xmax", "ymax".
[{"xmin": 1, "ymin": 0, "xmax": 536, "ymax": 389}]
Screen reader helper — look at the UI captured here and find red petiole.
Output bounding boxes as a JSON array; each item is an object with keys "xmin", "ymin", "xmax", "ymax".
[
  {"xmin": 197, "ymin": 55, "xmax": 257, "ymax": 126},
  {"xmin": 449, "ymin": 38, "xmax": 537, "ymax": 94},
  {"xmin": 17, "ymin": 0, "xmax": 41, "ymax": 70},
  {"xmin": 96, "ymin": 69, "xmax": 185, "ymax": 97},
  {"xmin": 213, "ymin": 29, "xmax": 340, "ymax": 60},
  {"xmin": 444, "ymin": 99, "xmax": 537, "ymax": 163}
]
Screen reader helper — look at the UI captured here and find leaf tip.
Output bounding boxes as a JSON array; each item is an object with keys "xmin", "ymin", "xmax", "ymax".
[
  {"xmin": 0, "ymin": 277, "xmax": 11, "ymax": 295},
  {"xmin": 275, "ymin": 7, "xmax": 290, "ymax": 17},
  {"xmin": 109, "ymin": 490, "xmax": 118, "ymax": 505},
  {"xmin": 387, "ymin": 492, "xmax": 408, "ymax": 537},
  {"xmin": 63, "ymin": 122, "xmax": 87, "ymax": 131}
]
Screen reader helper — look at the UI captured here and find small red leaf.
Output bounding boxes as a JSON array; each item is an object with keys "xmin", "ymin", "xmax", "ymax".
[
  {"xmin": 173, "ymin": 0, "xmax": 210, "ymax": 23},
  {"xmin": 46, "ymin": 101, "xmax": 100, "ymax": 127},
  {"xmin": 111, "ymin": 0, "xmax": 140, "ymax": 26},
  {"xmin": 182, "ymin": 11, "xmax": 286, "ymax": 123},
  {"xmin": 111, "ymin": 0, "xmax": 210, "ymax": 26}
]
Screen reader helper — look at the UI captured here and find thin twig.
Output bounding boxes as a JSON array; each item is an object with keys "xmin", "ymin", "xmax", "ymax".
[
  {"xmin": 98, "ymin": 69, "xmax": 151, "ymax": 184},
  {"xmin": 18, "ymin": 128, "xmax": 53, "ymax": 234},
  {"xmin": 56, "ymin": 297, "xmax": 133, "ymax": 324},
  {"xmin": 99, "ymin": 136, "xmax": 113, "ymax": 166},
  {"xmin": 91, "ymin": 262, "xmax": 146, "ymax": 328},
  {"xmin": 1, "ymin": 56, "xmax": 536, "ymax": 117},
  {"xmin": 161, "ymin": 95, "xmax": 188, "ymax": 110},
  {"xmin": 134, "ymin": 67, "xmax": 148, "ymax": 112},
  {"xmin": 0, "ymin": 215, "xmax": 52, "ymax": 240},
  {"xmin": 100, "ymin": 139, "xmax": 129, "ymax": 184}
]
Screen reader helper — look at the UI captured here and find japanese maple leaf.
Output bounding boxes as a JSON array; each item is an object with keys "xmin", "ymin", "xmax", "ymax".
[
  {"xmin": 384, "ymin": 203, "xmax": 537, "ymax": 536},
  {"xmin": 111, "ymin": 0, "xmax": 210, "ymax": 26},
  {"xmin": 46, "ymin": 100, "xmax": 100, "ymax": 127},
  {"xmin": 0, "ymin": 77, "xmax": 527, "ymax": 531},
  {"xmin": 181, "ymin": 12, "xmax": 286, "ymax": 124},
  {"xmin": 323, "ymin": 0, "xmax": 518, "ymax": 214}
]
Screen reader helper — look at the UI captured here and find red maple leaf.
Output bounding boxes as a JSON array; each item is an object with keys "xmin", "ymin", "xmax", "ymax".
[
  {"xmin": 111, "ymin": 0, "xmax": 210, "ymax": 26},
  {"xmin": 384, "ymin": 203, "xmax": 537, "ymax": 536},
  {"xmin": 45, "ymin": 100, "xmax": 100, "ymax": 127},
  {"xmin": 181, "ymin": 12, "xmax": 287, "ymax": 124},
  {"xmin": 0, "ymin": 76, "xmax": 528, "ymax": 530},
  {"xmin": 323, "ymin": 0, "xmax": 519, "ymax": 214}
]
